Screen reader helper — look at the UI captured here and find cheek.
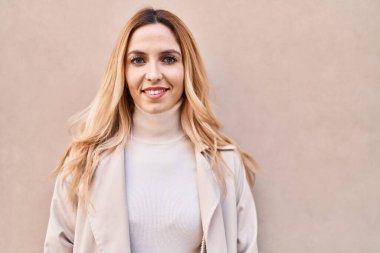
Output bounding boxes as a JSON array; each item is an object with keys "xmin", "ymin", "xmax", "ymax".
[
  {"xmin": 126, "ymin": 68, "xmax": 142, "ymax": 91},
  {"xmin": 166, "ymin": 66, "xmax": 184, "ymax": 88},
  {"xmin": 176, "ymin": 68, "xmax": 185, "ymax": 90}
]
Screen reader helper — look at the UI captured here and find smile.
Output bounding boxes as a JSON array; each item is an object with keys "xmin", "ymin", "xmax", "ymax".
[
  {"xmin": 145, "ymin": 89, "xmax": 167, "ymax": 95},
  {"xmin": 143, "ymin": 88, "xmax": 169, "ymax": 99}
]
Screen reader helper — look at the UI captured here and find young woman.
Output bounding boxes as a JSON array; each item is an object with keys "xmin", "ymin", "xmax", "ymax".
[{"xmin": 44, "ymin": 7, "xmax": 259, "ymax": 253}]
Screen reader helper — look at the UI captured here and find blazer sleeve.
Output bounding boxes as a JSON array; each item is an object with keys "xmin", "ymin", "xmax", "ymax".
[
  {"xmin": 234, "ymin": 152, "xmax": 259, "ymax": 253},
  {"xmin": 44, "ymin": 164, "xmax": 77, "ymax": 253}
]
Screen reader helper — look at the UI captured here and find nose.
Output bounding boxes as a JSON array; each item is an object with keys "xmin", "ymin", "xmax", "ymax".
[{"xmin": 145, "ymin": 62, "xmax": 163, "ymax": 82}]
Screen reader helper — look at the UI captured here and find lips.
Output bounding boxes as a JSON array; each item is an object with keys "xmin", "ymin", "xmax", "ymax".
[
  {"xmin": 142, "ymin": 87, "xmax": 170, "ymax": 92},
  {"xmin": 141, "ymin": 87, "xmax": 170, "ymax": 97},
  {"xmin": 140, "ymin": 86, "xmax": 171, "ymax": 100}
]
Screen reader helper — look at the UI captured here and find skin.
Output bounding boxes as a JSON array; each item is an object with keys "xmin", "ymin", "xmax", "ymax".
[{"xmin": 125, "ymin": 23, "xmax": 184, "ymax": 114}]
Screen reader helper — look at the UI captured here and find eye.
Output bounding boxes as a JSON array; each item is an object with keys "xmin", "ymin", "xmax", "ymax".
[
  {"xmin": 130, "ymin": 56, "xmax": 145, "ymax": 65},
  {"xmin": 162, "ymin": 56, "xmax": 177, "ymax": 64}
]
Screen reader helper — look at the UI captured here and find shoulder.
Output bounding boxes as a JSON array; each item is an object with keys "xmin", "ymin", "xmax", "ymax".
[
  {"xmin": 200, "ymin": 143, "xmax": 241, "ymax": 169},
  {"xmin": 200, "ymin": 144, "xmax": 239, "ymax": 164},
  {"xmin": 217, "ymin": 144, "xmax": 237, "ymax": 151},
  {"xmin": 217, "ymin": 144, "xmax": 241, "ymax": 163},
  {"xmin": 216, "ymin": 144, "xmax": 244, "ymax": 174}
]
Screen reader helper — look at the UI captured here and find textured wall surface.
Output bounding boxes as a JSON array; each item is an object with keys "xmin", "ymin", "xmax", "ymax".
[{"xmin": 1, "ymin": 0, "xmax": 379, "ymax": 252}]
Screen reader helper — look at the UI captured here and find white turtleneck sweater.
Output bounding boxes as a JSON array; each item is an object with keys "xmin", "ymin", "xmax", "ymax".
[{"xmin": 125, "ymin": 98, "xmax": 202, "ymax": 253}]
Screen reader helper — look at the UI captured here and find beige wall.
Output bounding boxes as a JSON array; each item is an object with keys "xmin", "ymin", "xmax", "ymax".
[{"xmin": 1, "ymin": 0, "xmax": 379, "ymax": 252}]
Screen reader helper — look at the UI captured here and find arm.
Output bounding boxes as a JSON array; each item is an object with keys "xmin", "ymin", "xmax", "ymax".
[
  {"xmin": 235, "ymin": 152, "xmax": 259, "ymax": 253},
  {"xmin": 44, "ymin": 170, "xmax": 76, "ymax": 253}
]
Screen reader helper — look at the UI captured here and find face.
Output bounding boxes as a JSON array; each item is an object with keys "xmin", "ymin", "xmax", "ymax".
[{"xmin": 125, "ymin": 23, "xmax": 184, "ymax": 114}]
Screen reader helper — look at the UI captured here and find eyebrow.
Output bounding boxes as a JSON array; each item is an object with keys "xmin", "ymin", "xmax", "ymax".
[{"xmin": 127, "ymin": 49, "xmax": 182, "ymax": 56}]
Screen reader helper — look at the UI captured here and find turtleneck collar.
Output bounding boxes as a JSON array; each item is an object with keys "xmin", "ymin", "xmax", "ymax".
[{"xmin": 131, "ymin": 98, "xmax": 184, "ymax": 144}]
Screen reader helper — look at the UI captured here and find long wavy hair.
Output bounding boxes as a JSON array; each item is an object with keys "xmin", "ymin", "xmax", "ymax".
[{"xmin": 52, "ymin": 7, "xmax": 260, "ymax": 211}]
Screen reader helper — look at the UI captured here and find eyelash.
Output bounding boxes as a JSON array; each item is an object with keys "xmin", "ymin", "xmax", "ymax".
[
  {"xmin": 162, "ymin": 56, "xmax": 178, "ymax": 64},
  {"xmin": 129, "ymin": 56, "xmax": 178, "ymax": 65}
]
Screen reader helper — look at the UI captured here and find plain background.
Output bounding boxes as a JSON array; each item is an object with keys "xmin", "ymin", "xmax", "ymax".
[{"xmin": 1, "ymin": 0, "xmax": 379, "ymax": 252}]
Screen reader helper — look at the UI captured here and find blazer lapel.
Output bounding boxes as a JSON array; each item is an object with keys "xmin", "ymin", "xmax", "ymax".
[
  {"xmin": 195, "ymin": 144, "xmax": 228, "ymax": 253},
  {"xmin": 87, "ymin": 144, "xmax": 131, "ymax": 252}
]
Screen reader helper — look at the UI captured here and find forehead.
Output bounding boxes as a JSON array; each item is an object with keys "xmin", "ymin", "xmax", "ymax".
[{"xmin": 127, "ymin": 23, "xmax": 180, "ymax": 52}]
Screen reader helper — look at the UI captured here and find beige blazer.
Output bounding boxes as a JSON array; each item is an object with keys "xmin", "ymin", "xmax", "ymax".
[{"xmin": 44, "ymin": 143, "xmax": 258, "ymax": 253}]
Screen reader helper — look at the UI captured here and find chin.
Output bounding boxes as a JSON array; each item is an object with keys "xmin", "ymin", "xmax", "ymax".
[{"xmin": 142, "ymin": 103, "xmax": 169, "ymax": 114}]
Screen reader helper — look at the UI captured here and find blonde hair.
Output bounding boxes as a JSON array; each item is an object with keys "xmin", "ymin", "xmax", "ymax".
[{"xmin": 52, "ymin": 7, "xmax": 260, "ymax": 211}]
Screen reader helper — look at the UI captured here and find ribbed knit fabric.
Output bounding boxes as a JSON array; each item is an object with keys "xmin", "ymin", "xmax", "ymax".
[{"xmin": 125, "ymin": 98, "xmax": 202, "ymax": 253}]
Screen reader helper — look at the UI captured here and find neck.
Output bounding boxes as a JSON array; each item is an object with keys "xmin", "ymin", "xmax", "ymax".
[{"xmin": 131, "ymin": 98, "xmax": 184, "ymax": 144}]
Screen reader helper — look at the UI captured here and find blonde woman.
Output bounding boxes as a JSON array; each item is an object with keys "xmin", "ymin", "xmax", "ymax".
[{"xmin": 44, "ymin": 7, "xmax": 259, "ymax": 253}]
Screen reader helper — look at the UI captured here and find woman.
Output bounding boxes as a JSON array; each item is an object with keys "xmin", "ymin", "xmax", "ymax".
[{"xmin": 44, "ymin": 7, "xmax": 259, "ymax": 253}]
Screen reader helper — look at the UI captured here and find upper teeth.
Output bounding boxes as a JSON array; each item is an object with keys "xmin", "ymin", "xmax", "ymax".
[{"xmin": 146, "ymin": 89, "xmax": 166, "ymax": 95}]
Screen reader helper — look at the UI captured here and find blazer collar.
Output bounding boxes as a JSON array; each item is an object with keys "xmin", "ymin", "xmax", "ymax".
[{"xmin": 87, "ymin": 142, "xmax": 235, "ymax": 252}]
